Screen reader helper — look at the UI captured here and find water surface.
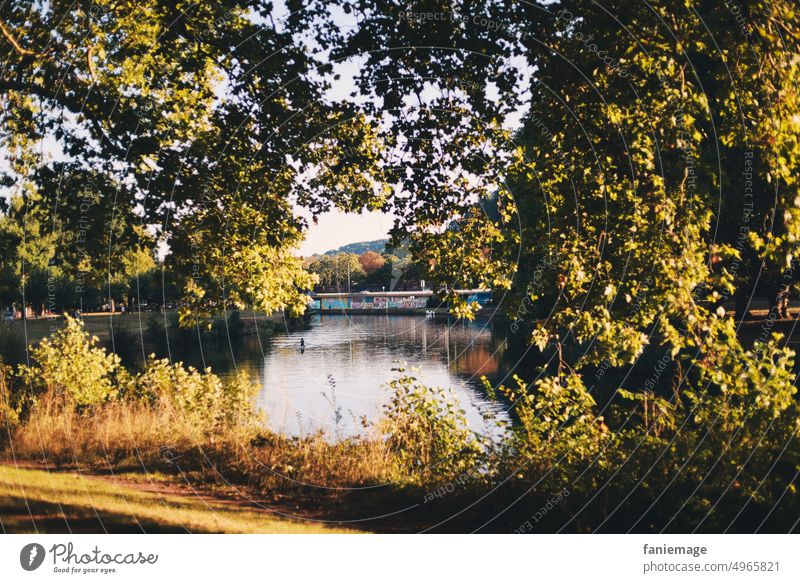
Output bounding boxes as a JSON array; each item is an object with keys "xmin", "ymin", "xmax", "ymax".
[{"xmin": 227, "ymin": 314, "xmax": 511, "ymax": 438}]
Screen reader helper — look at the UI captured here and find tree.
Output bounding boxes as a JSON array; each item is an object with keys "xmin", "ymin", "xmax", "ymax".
[
  {"xmin": 0, "ymin": 1, "xmax": 384, "ymax": 322},
  {"xmin": 308, "ymin": 255, "xmax": 336, "ymax": 289},
  {"xmin": 358, "ymin": 251, "xmax": 385, "ymax": 275},
  {"xmin": 325, "ymin": 1, "xmax": 800, "ymax": 527},
  {"xmin": 330, "ymin": 0, "xmax": 800, "ymax": 353},
  {"xmin": 308, "ymin": 253, "xmax": 364, "ymax": 291},
  {"xmin": 498, "ymin": 0, "xmax": 800, "ymax": 362}
]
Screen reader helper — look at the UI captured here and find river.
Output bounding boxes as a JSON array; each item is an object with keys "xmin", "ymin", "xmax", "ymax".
[
  {"xmin": 220, "ymin": 314, "xmax": 514, "ymax": 438},
  {"xmin": 1, "ymin": 312, "xmax": 527, "ymax": 439}
]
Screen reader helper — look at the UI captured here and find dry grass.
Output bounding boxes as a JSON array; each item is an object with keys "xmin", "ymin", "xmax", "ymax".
[
  {"xmin": 8, "ymin": 400, "xmax": 398, "ymax": 493},
  {"xmin": 243, "ymin": 433, "xmax": 397, "ymax": 487},
  {"xmin": 13, "ymin": 402, "xmax": 198, "ymax": 465}
]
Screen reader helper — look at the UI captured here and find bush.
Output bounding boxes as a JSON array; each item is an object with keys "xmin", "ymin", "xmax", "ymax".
[
  {"xmin": 0, "ymin": 359, "xmax": 19, "ymax": 439},
  {"xmin": 11, "ymin": 317, "xmax": 262, "ymax": 449},
  {"xmin": 19, "ymin": 316, "xmax": 128, "ymax": 409},
  {"xmin": 493, "ymin": 372, "xmax": 606, "ymax": 463},
  {"xmin": 379, "ymin": 367, "xmax": 484, "ymax": 484},
  {"xmin": 132, "ymin": 357, "xmax": 262, "ymax": 435}
]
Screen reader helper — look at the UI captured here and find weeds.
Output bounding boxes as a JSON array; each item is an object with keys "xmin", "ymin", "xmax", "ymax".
[{"xmin": 380, "ymin": 366, "xmax": 485, "ymax": 484}]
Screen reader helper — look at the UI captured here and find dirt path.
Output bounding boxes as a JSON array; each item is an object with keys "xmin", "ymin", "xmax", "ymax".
[{"xmin": 0, "ymin": 462, "xmax": 363, "ymax": 534}]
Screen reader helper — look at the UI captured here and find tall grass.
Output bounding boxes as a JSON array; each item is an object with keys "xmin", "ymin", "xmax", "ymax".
[
  {"xmin": 3, "ymin": 317, "xmax": 399, "ymax": 491},
  {"xmin": 12, "ymin": 397, "xmax": 397, "ymax": 489}
]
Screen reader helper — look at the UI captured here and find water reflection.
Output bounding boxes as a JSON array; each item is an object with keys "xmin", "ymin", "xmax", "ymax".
[{"xmin": 231, "ymin": 314, "xmax": 510, "ymax": 438}]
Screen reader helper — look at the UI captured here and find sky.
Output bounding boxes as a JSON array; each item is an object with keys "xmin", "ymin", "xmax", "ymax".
[{"xmin": 298, "ymin": 208, "xmax": 393, "ymax": 256}]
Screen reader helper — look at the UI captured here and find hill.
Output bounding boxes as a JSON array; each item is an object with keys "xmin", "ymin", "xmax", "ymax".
[{"xmin": 323, "ymin": 239, "xmax": 388, "ymax": 256}]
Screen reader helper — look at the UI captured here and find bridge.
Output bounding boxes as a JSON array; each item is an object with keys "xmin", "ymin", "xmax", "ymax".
[{"xmin": 308, "ymin": 289, "xmax": 492, "ymax": 313}]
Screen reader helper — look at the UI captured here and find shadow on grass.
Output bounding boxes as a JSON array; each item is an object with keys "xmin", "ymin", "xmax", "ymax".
[
  {"xmin": 0, "ymin": 495, "xmax": 190, "ymax": 533},
  {"xmin": 0, "ymin": 465, "xmax": 358, "ymax": 534}
]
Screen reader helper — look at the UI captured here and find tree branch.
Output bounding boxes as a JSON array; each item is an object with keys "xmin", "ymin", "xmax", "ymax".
[
  {"xmin": 87, "ymin": 47, "xmax": 98, "ymax": 83},
  {"xmin": 0, "ymin": 18, "xmax": 41, "ymax": 57},
  {"xmin": 0, "ymin": 78, "xmax": 129, "ymax": 160}
]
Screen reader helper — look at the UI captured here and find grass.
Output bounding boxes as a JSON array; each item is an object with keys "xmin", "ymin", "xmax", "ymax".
[
  {"xmin": 0, "ymin": 464, "xmax": 360, "ymax": 534},
  {"xmin": 1, "ymin": 314, "xmax": 130, "ymax": 343},
  {"xmin": 10, "ymin": 401, "xmax": 396, "ymax": 488}
]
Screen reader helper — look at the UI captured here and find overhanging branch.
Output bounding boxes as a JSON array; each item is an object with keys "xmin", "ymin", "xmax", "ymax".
[{"xmin": 0, "ymin": 18, "xmax": 42, "ymax": 57}]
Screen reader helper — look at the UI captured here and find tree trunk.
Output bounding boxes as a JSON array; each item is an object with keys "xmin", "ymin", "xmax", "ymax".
[
  {"xmin": 768, "ymin": 283, "xmax": 790, "ymax": 319},
  {"xmin": 734, "ymin": 284, "xmax": 752, "ymax": 321}
]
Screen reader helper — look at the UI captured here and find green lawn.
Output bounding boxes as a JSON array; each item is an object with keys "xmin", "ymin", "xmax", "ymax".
[
  {"xmin": 2, "ymin": 313, "xmax": 155, "ymax": 344},
  {"xmin": 0, "ymin": 464, "xmax": 358, "ymax": 534}
]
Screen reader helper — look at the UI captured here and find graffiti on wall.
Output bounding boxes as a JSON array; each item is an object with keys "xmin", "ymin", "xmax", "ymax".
[
  {"xmin": 321, "ymin": 298, "xmax": 349, "ymax": 310},
  {"xmin": 315, "ymin": 292, "xmax": 489, "ymax": 311}
]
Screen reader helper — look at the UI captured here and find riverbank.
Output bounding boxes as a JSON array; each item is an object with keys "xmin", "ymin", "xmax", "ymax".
[
  {"xmin": 3, "ymin": 315, "xmax": 800, "ymax": 534},
  {"xmin": 0, "ymin": 464, "xmax": 359, "ymax": 534},
  {"xmin": 0, "ymin": 311, "xmax": 287, "ymax": 343}
]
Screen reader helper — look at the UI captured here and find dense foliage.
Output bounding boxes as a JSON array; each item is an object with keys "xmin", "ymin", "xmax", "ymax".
[
  {"xmin": 318, "ymin": 0, "xmax": 800, "ymax": 530},
  {"xmin": 2, "ymin": 0, "xmax": 800, "ymax": 531},
  {"xmin": 6, "ymin": 317, "xmax": 260, "ymax": 436},
  {"xmin": 0, "ymin": 0, "xmax": 382, "ymax": 320}
]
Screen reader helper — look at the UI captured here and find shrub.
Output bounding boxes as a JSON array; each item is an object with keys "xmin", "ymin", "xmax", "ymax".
[
  {"xmin": 0, "ymin": 359, "xmax": 19, "ymax": 438},
  {"xmin": 132, "ymin": 357, "xmax": 262, "ymax": 435},
  {"xmin": 7, "ymin": 316, "xmax": 265, "ymax": 476},
  {"xmin": 19, "ymin": 316, "xmax": 128, "ymax": 409},
  {"xmin": 379, "ymin": 367, "xmax": 484, "ymax": 483},
  {"xmin": 13, "ymin": 317, "xmax": 262, "ymax": 443},
  {"xmin": 489, "ymin": 372, "xmax": 606, "ymax": 465}
]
